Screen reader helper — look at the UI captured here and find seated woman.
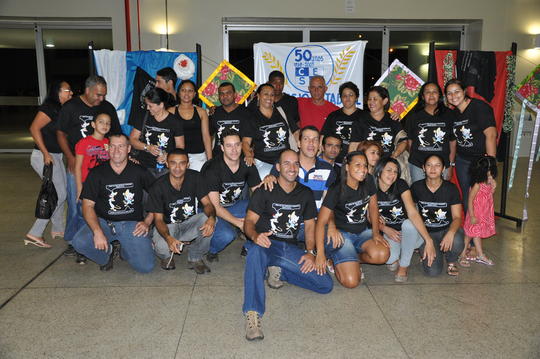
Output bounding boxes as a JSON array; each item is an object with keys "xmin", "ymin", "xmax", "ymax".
[
  {"xmin": 374, "ymin": 157, "xmax": 436, "ymax": 282},
  {"xmin": 315, "ymin": 151, "xmax": 389, "ymax": 288},
  {"xmin": 410, "ymin": 154, "xmax": 465, "ymax": 276},
  {"xmin": 357, "ymin": 140, "xmax": 382, "ymax": 175}
]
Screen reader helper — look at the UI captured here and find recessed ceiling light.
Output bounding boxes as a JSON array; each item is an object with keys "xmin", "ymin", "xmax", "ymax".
[{"xmin": 45, "ymin": 43, "xmax": 55, "ymax": 48}]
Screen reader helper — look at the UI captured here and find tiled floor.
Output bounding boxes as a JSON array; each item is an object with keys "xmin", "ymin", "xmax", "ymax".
[{"xmin": 1, "ymin": 154, "xmax": 539, "ymax": 358}]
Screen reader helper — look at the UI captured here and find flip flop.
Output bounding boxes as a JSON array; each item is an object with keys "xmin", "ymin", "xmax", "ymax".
[
  {"xmin": 24, "ymin": 234, "xmax": 52, "ymax": 248},
  {"xmin": 447, "ymin": 263, "xmax": 459, "ymax": 276},
  {"xmin": 476, "ymin": 256, "xmax": 494, "ymax": 266},
  {"xmin": 459, "ymin": 256, "xmax": 471, "ymax": 267}
]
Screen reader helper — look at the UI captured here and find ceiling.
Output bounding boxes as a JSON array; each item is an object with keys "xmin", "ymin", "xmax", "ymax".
[{"xmin": 0, "ymin": 28, "xmax": 113, "ymax": 49}]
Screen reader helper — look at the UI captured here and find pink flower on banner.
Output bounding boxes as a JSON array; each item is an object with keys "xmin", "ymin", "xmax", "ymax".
[
  {"xmin": 203, "ymin": 82, "xmax": 217, "ymax": 97},
  {"xmin": 235, "ymin": 94, "xmax": 242, "ymax": 103},
  {"xmin": 519, "ymin": 83, "xmax": 539, "ymax": 99},
  {"xmin": 396, "ymin": 74, "xmax": 403, "ymax": 81},
  {"xmin": 391, "ymin": 100, "xmax": 407, "ymax": 115},
  {"xmin": 219, "ymin": 66, "xmax": 230, "ymax": 80},
  {"xmin": 404, "ymin": 75, "xmax": 420, "ymax": 91}
]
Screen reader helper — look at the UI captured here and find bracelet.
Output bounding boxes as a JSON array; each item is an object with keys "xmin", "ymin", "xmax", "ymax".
[
  {"xmin": 305, "ymin": 249, "xmax": 316, "ymax": 256},
  {"xmin": 144, "ymin": 144, "xmax": 148, "ymax": 152},
  {"xmin": 449, "ymin": 162, "xmax": 456, "ymax": 167}
]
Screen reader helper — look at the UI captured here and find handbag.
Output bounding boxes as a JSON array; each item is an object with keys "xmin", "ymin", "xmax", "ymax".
[
  {"xmin": 276, "ymin": 106, "xmax": 298, "ymax": 152},
  {"xmin": 35, "ymin": 163, "xmax": 58, "ymax": 219}
]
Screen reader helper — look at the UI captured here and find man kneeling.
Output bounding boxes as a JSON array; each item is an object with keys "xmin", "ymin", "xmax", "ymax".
[
  {"xmin": 242, "ymin": 150, "xmax": 333, "ymax": 341},
  {"xmin": 147, "ymin": 149, "xmax": 216, "ymax": 273}
]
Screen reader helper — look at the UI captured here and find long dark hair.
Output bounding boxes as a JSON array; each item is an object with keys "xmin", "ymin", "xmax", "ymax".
[
  {"xmin": 374, "ymin": 157, "xmax": 402, "ymax": 201},
  {"xmin": 368, "ymin": 86, "xmax": 390, "ymax": 111},
  {"xmin": 470, "ymin": 155, "xmax": 497, "ymax": 184},
  {"xmin": 444, "ymin": 78, "xmax": 470, "ymax": 100},
  {"xmin": 412, "ymin": 82, "xmax": 446, "ymax": 115},
  {"xmin": 339, "ymin": 151, "xmax": 371, "ymax": 201},
  {"xmin": 43, "ymin": 80, "xmax": 66, "ymax": 107}
]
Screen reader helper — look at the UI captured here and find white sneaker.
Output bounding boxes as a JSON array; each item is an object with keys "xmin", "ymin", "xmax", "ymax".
[
  {"xmin": 267, "ymin": 266, "xmax": 284, "ymax": 289},
  {"xmin": 245, "ymin": 311, "xmax": 264, "ymax": 341}
]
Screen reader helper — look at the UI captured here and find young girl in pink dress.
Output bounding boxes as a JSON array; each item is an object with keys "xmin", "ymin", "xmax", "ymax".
[{"xmin": 460, "ymin": 156, "xmax": 497, "ymax": 266}]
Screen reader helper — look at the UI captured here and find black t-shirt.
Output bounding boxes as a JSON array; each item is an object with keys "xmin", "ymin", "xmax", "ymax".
[
  {"xmin": 209, "ymin": 105, "xmax": 251, "ymax": 156},
  {"xmin": 35, "ymin": 102, "xmax": 62, "ymax": 153},
  {"xmin": 81, "ymin": 161, "xmax": 154, "ymax": 222},
  {"xmin": 248, "ymin": 93, "xmax": 299, "ymax": 127},
  {"xmin": 321, "ymin": 175, "xmax": 377, "ymax": 233},
  {"xmin": 377, "ymin": 179, "xmax": 409, "ymax": 231},
  {"xmin": 177, "ymin": 106, "xmax": 205, "ymax": 154},
  {"xmin": 201, "ymin": 155, "xmax": 261, "ymax": 207},
  {"xmin": 452, "ymin": 98, "xmax": 496, "ymax": 160},
  {"xmin": 248, "ymin": 182, "xmax": 317, "ymax": 244},
  {"xmin": 351, "ymin": 112, "xmax": 404, "ymax": 156},
  {"xmin": 411, "ymin": 180, "xmax": 461, "ymax": 232},
  {"xmin": 405, "ymin": 109, "xmax": 456, "ymax": 167},
  {"xmin": 146, "ymin": 169, "xmax": 209, "ymax": 224},
  {"xmin": 321, "ymin": 108, "xmax": 362, "ymax": 163},
  {"xmin": 134, "ymin": 112, "xmax": 184, "ymax": 168},
  {"xmin": 240, "ymin": 108, "xmax": 298, "ymax": 164},
  {"xmin": 57, "ymin": 97, "xmax": 121, "ymax": 152}
]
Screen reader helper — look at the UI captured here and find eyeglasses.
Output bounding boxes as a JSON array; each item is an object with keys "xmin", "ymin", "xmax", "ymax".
[{"xmin": 60, "ymin": 88, "xmax": 73, "ymax": 93}]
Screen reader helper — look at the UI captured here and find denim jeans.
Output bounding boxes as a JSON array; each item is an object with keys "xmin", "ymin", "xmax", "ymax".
[
  {"xmin": 153, "ymin": 212, "xmax": 211, "ymax": 262},
  {"xmin": 455, "ymin": 156, "xmax": 472, "ymax": 212},
  {"xmin": 420, "ymin": 227, "xmax": 465, "ymax": 277},
  {"xmin": 209, "ymin": 200, "xmax": 248, "ymax": 255},
  {"xmin": 72, "ymin": 218, "xmax": 155, "ymax": 273},
  {"xmin": 385, "ymin": 219, "xmax": 425, "ymax": 268},
  {"xmin": 324, "ymin": 229, "xmax": 372, "ymax": 265},
  {"xmin": 64, "ymin": 171, "xmax": 79, "ymax": 243},
  {"xmin": 242, "ymin": 240, "xmax": 333, "ymax": 316}
]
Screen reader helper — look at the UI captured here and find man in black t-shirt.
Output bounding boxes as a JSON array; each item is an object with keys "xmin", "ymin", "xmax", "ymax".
[
  {"xmin": 210, "ymin": 82, "xmax": 251, "ymax": 157},
  {"xmin": 242, "ymin": 150, "xmax": 333, "ymax": 341},
  {"xmin": 57, "ymin": 75, "xmax": 122, "ymax": 257},
  {"xmin": 147, "ymin": 149, "xmax": 216, "ymax": 273},
  {"xmin": 201, "ymin": 130, "xmax": 261, "ymax": 262},
  {"xmin": 71, "ymin": 134, "xmax": 155, "ymax": 273}
]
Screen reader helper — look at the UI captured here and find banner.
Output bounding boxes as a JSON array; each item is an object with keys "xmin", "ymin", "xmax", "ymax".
[{"xmin": 254, "ymin": 41, "xmax": 367, "ymax": 107}]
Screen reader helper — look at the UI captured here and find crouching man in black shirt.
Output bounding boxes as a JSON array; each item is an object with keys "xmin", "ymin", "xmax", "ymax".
[
  {"xmin": 72, "ymin": 134, "xmax": 155, "ymax": 273},
  {"xmin": 147, "ymin": 149, "xmax": 216, "ymax": 273},
  {"xmin": 242, "ymin": 150, "xmax": 333, "ymax": 341}
]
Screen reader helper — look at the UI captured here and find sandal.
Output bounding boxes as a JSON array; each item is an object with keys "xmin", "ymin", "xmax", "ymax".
[
  {"xmin": 475, "ymin": 255, "xmax": 494, "ymax": 266},
  {"xmin": 326, "ymin": 259, "xmax": 335, "ymax": 274},
  {"xmin": 447, "ymin": 263, "xmax": 459, "ymax": 276},
  {"xmin": 24, "ymin": 234, "xmax": 52, "ymax": 248},
  {"xmin": 459, "ymin": 256, "xmax": 471, "ymax": 267}
]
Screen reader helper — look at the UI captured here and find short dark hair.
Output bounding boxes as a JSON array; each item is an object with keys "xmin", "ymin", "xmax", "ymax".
[
  {"xmin": 268, "ymin": 71, "xmax": 285, "ymax": 82},
  {"xmin": 85, "ymin": 75, "xmax": 107, "ymax": 89},
  {"xmin": 220, "ymin": 128, "xmax": 241, "ymax": 142},
  {"xmin": 256, "ymin": 83, "xmax": 274, "ymax": 95},
  {"xmin": 299, "ymin": 125, "xmax": 319, "ymax": 139},
  {"xmin": 278, "ymin": 149, "xmax": 298, "ymax": 164},
  {"xmin": 157, "ymin": 67, "xmax": 177, "ymax": 86},
  {"xmin": 178, "ymin": 79, "xmax": 201, "ymax": 106},
  {"xmin": 444, "ymin": 78, "xmax": 471, "ymax": 100},
  {"xmin": 218, "ymin": 82, "xmax": 236, "ymax": 92},
  {"xmin": 168, "ymin": 148, "xmax": 189, "ymax": 158},
  {"xmin": 368, "ymin": 86, "xmax": 390, "ymax": 111},
  {"xmin": 109, "ymin": 133, "xmax": 130, "ymax": 144},
  {"xmin": 144, "ymin": 87, "xmax": 172, "ymax": 106},
  {"xmin": 423, "ymin": 153, "xmax": 445, "ymax": 168},
  {"xmin": 322, "ymin": 134, "xmax": 342, "ymax": 146},
  {"xmin": 339, "ymin": 81, "xmax": 359, "ymax": 98},
  {"xmin": 92, "ymin": 112, "xmax": 111, "ymax": 122}
]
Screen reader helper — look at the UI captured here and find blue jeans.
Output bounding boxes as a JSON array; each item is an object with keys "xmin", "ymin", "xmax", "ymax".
[
  {"xmin": 64, "ymin": 171, "xmax": 79, "ymax": 243},
  {"xmin": 72, "ymin": 218, "xmax": 155, "ymax": 273},
  {"xmin": 455, "ymin": 156, "xmax": 472, "ymax": 212},
  {"xmin": 324, "ymin": 229, "xmax": 372, "ymax": 265},
  {"xmin": 242, "ymin": 240, "xmax": 333, "ymax": 316},
  {"xmin": 385, "ymin": 219, "xmax": 425, "ymax": 267},
  {"xmin": 420, "ymin": 227, "xmax": 465, "ymax": 277},
  {"xmin": 209, "ymin": 200, "xmax": 248, "ymax": 255}
]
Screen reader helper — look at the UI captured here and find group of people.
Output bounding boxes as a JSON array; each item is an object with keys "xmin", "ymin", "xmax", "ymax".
[{"xmin": 27, "ymin": 68, "xmax": 499, "ymax": 341}]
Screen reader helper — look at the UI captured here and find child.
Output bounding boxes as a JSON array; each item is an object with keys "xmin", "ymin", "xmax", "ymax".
[{"xmin": 460, "ymin": 156, "xmax": 497, "ymax": 266}]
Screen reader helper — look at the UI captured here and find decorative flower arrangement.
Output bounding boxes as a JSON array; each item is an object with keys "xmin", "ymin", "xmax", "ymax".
[
  {"xmin": 174, "ymin": 54, "xmax": 196, "ymax": 80},
  {"xmin": 516, "ymin": 64, "xmax": 540, "ymax": 112}
]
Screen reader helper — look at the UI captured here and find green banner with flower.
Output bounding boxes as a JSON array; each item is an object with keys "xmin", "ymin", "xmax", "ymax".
[
  {"xmin": 516, "ymin": 63, "xmax": 540, "ymax": 113},
  {"xmin": 198, "ymin": 60, "xmax": 256, "ymax": 107},
  {"xmin": 375, "ymin": 59, "xmax": 424, "ymax": 118}
]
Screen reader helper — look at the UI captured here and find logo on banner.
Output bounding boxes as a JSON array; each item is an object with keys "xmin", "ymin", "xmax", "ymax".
[{"xmin": 285, "ymin": 45, "xmax": 334, "ymax": 93}]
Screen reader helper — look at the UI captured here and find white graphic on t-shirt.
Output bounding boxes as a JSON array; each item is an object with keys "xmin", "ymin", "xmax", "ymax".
[
  {"xmin": 454, "ymin": 121, "xmax": 473, "ymax": 148},
  {"xmin": 260, "ymin": 123, "xmax": 288, "ymax": 152},
  {"xmin": 286, "ymin": 211, "xmax": 300, "ymax": 232},
  {"xmin": 143, "ymin": 125, "xmax": 172, "ymax": 149},
  {"xmin": 276, "ymin": 127, "xmax": 287, "ymax": 144},
  {"xmin": 367, "ymin": 129, "xmax": 376, "ymax": 141},
  {"xmin": 106, "ymin": 183, "xmax": 135, "ymax": 215},
  {"xmin": 345, "ymin": 198, "xmax": 369, "ymax": 224},
  {"xmin": 170, "ymin": 207, "xmax": 179, "ymax": 223},
  {"xmin": 336, "ymin": 121, "xmax": 352, "ymax": 144},
  {"xmin": 79, "ymin": 115, "xmax": 93, "ymax": 138},
  {"xmin": 381, "ymin": 132, "xmax": 393, "ymax": 149},
  {"xmin": 418, "ymin": 127, "xmax": 428, "ymax": 147},
  {"xmin": 379, "ymin": 203, "xmax": 405, "ymax": 225},
  {"xmin": 168, "ymin": 196, "xmax": 194, "ymax": 223},
  {"xmin": 263, "ymin": 129, "xmax": 272, "ymax": 147},
  {"xmin": 219, "ymin": 182, "xmax": 245, "ymax": 206},
  {"xmin": 432, "ymin": 128, "xmax": 445, "ymax": 148},
  {"xmin": 145, "ymin": 131, "xmax": 152, "ymax": 145},
  {"xmin": 270, "ymin": 211, "xmax": 283, "ymax": 232},
  {"xmin": 157, "ymin": 133, "xmax": 169, "ymax": 149},
  {"xmin": 182, "ymin": 203, "xmax": 194, "ymax": 218},
  {"xmin": 336, "ymin": 124, "xmax": 344, "ymax": 135},
  {"xmin": 216, "ymin": 120, "xmax": 240, "ymax": 143},
  {"xmin": 270, "ymin": 203, "xmax": 302, "ymax": 239},
  {"xmin": 418, "ymin": 201, "xmax": 449, "ymax": 228}
]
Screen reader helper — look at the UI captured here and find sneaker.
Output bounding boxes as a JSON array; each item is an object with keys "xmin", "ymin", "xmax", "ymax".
[
  {"xmin": 75, "ymin": 253, "xmax": 87, "ymax": 265},
  {"xmin": 240, "ymin": 246, "xmax": 248, "ymax": 257},
  {"xmin": 267, "ymin": 266, "xmax": 284, "ymax": 289},
  {"xmin": 188, "ymin": 260, "xmax": 211, "ymax": 274},
  {"xmin": 160, "ymin": 257, "xmax": 176, "ymax": 270},
  {"xmin": 100, "ymin": 242, "xmax": 120, "ymax": 271},
  {"xmin": 206, "ymin": 252, "xmax": 219, "ymax": 263},
  {"xmin": 63, "ymin": 244, "xmax": 76, "ymax": 256},
  {"xmin": 245, "ymin": 311, "xmax": 264, "ymax": 341}
]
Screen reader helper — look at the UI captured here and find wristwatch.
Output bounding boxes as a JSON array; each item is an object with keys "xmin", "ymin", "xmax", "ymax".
[
  {"xmin": 306, "ymin": 249, "xmax": 316, "ymax": 256},
  {"xmin": 144, "ymin": 144, "xmax": 148, "ymax": 151},
  {"xmin": 449, "ymin": 162, "xmax": 456, "ymax": 167}
]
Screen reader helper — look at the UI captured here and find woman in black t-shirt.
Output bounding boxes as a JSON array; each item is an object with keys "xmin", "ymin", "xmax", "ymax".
[
  {"xmin": 241, "ymin": 83, "xmax": 299, "ymax": 179},
  {"xmin": 410, "ymin": 154, "xmax": 465, "ymax": 277},
  {"xmin": 129, "ymin": 88, "xmax": 185, "ymax": 176},
  {"xmin": 175, "ymin": 80, "xmax": 213, "ymax": 171},
  {"xmin": 26, "ymin": 80, "xmax": 73, "ymax": 248},
  {"xmin": 315, "ymin": 151, "xmax": 389, "ymax": 288},
  {"xmin": 321, "ymin": 81, "xmax": 362, "ymax": 163},
  {"xmin": 405, "ymin": 82, "xmax": 456, "ymax": 183},
  {"xmin": 445, "ymin": 79, "xmax": 497, "ymax": 211},
  {"xmin": 374, "ymin": 158, "xmax": 435, "ymax": 282}
]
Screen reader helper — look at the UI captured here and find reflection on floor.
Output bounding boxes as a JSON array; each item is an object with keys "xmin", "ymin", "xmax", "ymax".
[{"xmin": 0, "ymin": 154, "xmax": 539, "ymax": 358}]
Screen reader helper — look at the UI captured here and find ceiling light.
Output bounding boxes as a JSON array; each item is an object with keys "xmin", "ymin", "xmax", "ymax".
[{"xmin": 45, "ymin": 43, "xmax": 55, "ymax": 48}]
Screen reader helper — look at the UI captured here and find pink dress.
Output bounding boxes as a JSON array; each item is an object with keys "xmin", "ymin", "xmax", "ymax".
[{"xmin": 464, "ymin": 183, "xmax": 496, "ymax": 238}]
